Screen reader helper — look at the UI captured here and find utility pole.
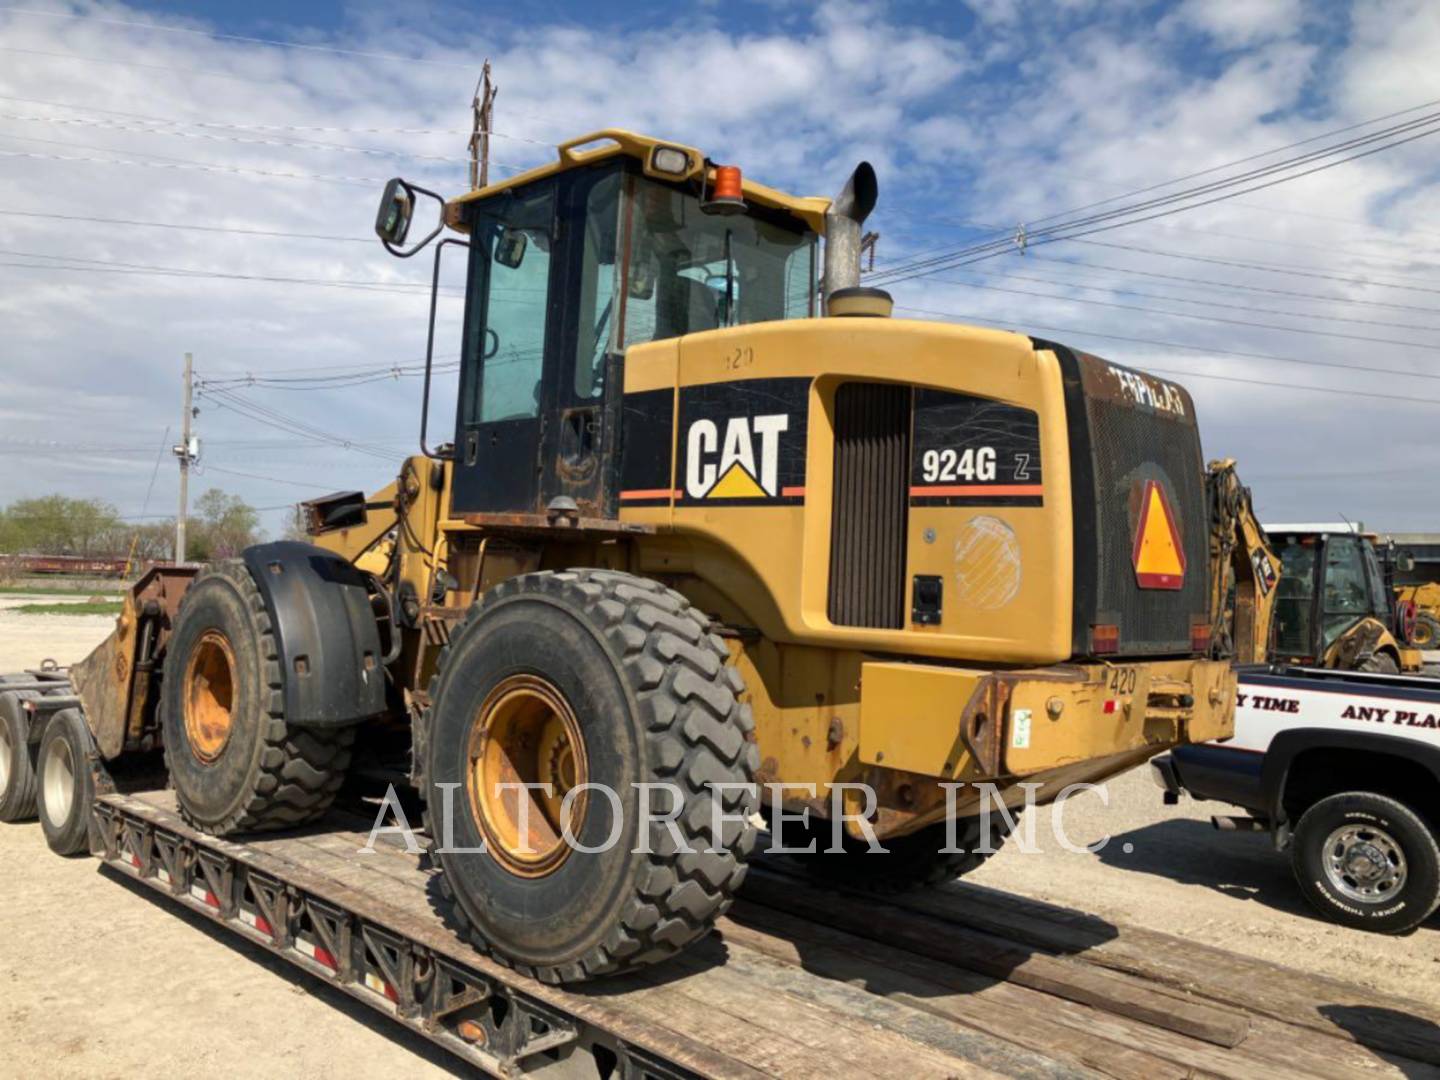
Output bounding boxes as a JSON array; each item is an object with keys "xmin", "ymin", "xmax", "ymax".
[
  {"xmin": 469, "ymin": 59, "xmax": 497, "ymax": 191},
  {"xmin": 173, "ymin": 353, "xmax": 195, "ymax": 563}
]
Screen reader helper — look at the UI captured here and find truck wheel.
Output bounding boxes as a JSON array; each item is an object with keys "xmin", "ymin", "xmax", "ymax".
[
  {"xmin": 1413, "ymin": 614, "xmax": 1440, "ymax": 649},
  {"xmin": 1357, "ymin": 652, "xmax": 1400, "ymax": 674},
  {"xmin": 784, "ymin": 815, "xmax": 1012, "ymax": 892},
  {"xmin": 426, "ymin": 570, "xmax": 759, "ymax": 983},
  {"xmin": 1291, "ymin": 792, "xmax": 1440, "ymax": 934},
  {"xmin": 36, "ymin": 709, "xmax": 98, "ymax": 855},
  {"xmin": 0, "ymin": 691, "xmax": 39, "ymax": 823},
  {"xmin": 162, "ymin": 560, "xmax": 354, "ymax": 835}
]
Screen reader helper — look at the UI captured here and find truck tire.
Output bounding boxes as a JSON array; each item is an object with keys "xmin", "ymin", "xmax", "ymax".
[
  {"xmin": 1413, "ymin": 614, "xmax": 1440, "ymax": 649},
  {"xmin": 36, "ymin": 708, "xmax": 98, "ymax": 855},
  {"xmin": 784, "ymin": 814, "xmax": 1013, "ymax": 892},
  {"xmin": 162, "ymin": 560, "xmax": 354, "ymax": 836},
  {"xmin": 426, "ymin": 570, "xmax": 759, "ymax": 983},
  {"xmin": 1291, "ymin": 791, "xmax": 1440, "ymax": 934},
  {"xmin": 0, "ymin": 690, "xmax": 39, "ymax": 823}
]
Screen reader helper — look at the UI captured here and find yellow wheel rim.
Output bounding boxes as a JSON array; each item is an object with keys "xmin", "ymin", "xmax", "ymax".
[
  {"xmin": 1415, "ymin": 621, "xmax": 1434, "ymax": 647},
  {"xmin": 466, "ymin": 674, "xmax": 588, "ymax": 878},
  {"xmin": 184, "ymin": 630, "xmax": 237, "ymax": 764}
]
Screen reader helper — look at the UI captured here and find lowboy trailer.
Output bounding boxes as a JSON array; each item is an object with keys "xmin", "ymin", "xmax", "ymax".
[{"xmin": 38, "ymin": 784, "xmax": 1440, "ymax": 1078}]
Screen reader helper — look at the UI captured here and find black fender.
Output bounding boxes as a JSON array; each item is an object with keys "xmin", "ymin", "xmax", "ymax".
[
  {"xmin": 1262, "ymin": 727, "xmax": 1440, "ymax": 828},
  {"xmin": 241, "ymin": 542, "xmax": 387, "ymax": 727}
]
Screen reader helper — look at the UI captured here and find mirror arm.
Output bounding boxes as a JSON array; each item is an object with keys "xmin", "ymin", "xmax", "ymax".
[
  {"xmin": 420, "ymin": 237, "xmax": 468, "ymax": 461},
  {"xmin": 384, "ymin": 180, "xmax": 449, "ymax": 259}
]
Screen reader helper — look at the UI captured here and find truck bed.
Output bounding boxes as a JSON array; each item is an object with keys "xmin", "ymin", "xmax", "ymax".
[{"xmin": 94, "ymin": 789, "xmax": 1440, "ymax": 1079}]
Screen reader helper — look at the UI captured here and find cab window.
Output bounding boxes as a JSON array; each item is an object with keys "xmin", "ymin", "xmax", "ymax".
[
  {"xmin": 619, "ymin": 177, "xmax": 815, "ymax": 348},
  {"xmin": 1322, "ymin": 535, "xmax": 1370, "ymax": 648},
  {"xmin": 462, "ymin": 182, "xmax": 555, "ymax": 425},
  {"xmin": 1273, "ymin": 539, "xmax": 1316, "ymax": 657}
]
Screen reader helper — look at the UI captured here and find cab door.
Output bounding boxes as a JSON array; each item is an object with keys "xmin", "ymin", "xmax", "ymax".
[{"xmin": 451, "ymin": 179, "xmax": 559, "ymax": 515}]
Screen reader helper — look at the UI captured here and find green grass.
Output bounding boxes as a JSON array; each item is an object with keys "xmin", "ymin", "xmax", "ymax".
[
  {"xmin": 0, "ymin": 585, "xmax": 125, "ymax": 597},
  {"xmin": 12, "ymin": 601, "xmax": 123, "ymax": 617}
]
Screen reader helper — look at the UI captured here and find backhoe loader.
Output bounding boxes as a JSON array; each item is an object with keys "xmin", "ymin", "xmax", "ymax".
[{"xmin": 0, "ymin": 130, "xmax": 1237, "ymax": 984}]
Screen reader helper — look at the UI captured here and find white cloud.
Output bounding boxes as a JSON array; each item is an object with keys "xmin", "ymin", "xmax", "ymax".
[{"xmin": 0, "ymin": 0, "xmax": 1438, "ymax": 533}]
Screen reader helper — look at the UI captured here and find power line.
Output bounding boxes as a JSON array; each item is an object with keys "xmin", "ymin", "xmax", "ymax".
[
  {"xmin": 918, "ymin": 274, "xmax": 1440, "ymax": 356},
  {"xmin": 938, "ymin": 262, "xmax": 1440, "ymax": 333},
  {"xmin": 0, "ymin": 145, "xmax": 388, "ymax": 186},
  {"xmin": 195, "ymin": 463, "xmax": 349, "ymax": 491},
  {"xmin": 198, "ymin": 385, "xmax": 399, "ymax": 460},
  {"xmin": 870, "ymin": 110, "xmax": 1440, "ymax": 286},
  {"xmin": 0, "ymin": 93, "xmax": 553, "ymax": 144},
  {"xmin": 895, "ymin": 304, "xmax": 1440, "ymax": 405},
  {"xmin": 0, "ymin": 111, "xmax": 480, "ymax": 164},
  {"xmin": 0, "ymin": 5, "xmax": 482, "ymax": 69},
  {"xmin": 0, "ymin": 207, "xmax": 372, "ymax": 243}
]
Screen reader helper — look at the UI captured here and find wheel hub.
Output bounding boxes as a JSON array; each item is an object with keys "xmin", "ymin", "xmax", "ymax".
[
  {"xmin": 1323, "ymin": 824, "xmax": 1407, "ymax": 902},
  {"xmin": 466, "ymin": 674, "xmax": 588, "ymax": 878},
  {"xmin": 42, "ymin": 735, "xmax": 75, "ymax": 826},
  {"xmin": 184, "ymin": 631, "xmax": 237, "ymax": 765}
]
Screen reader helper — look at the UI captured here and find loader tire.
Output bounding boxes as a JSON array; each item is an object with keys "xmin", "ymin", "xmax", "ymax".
[
  {"xmin": 163, "ymin": 560, "xmax": 353, "ymax": 836},
  {"xmin": 1412, "ymin": 614, "xmax": 1440, "ymax": 649},
  {"xmin": 0, "ymin": 690, "xmax": 39, "ymax": 823},
  {"xmin": 427, "ymin": 570, "xmax": 759, "ymax": 984},
  {"xmin": 784, "ymin": 815, "xmax": 1013, "ymax": 893},
  {"xmin": 36, "ymin": 708, "xmax": 99, "ymax": 856}
]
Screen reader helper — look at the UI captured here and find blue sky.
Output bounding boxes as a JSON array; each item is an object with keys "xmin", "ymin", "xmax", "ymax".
[{"xmin": 0, "ymin": 0, "xmax": 1438, "ymax": 534}]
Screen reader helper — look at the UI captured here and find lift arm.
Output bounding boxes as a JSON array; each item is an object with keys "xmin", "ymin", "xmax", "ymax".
[{"xmin": 1207, "ymin": 458, "xmax": 1281, "ymax": 664}]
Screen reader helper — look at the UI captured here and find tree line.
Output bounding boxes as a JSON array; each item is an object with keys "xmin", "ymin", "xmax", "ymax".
[{"xmin": 0, "ymin": 489, "xmax": 295, "ymax": 563}]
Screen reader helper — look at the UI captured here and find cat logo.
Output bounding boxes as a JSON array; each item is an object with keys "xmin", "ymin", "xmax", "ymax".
[{"xmin": 685, "ymin": 414, "xmax": 790, "ymax": 500}]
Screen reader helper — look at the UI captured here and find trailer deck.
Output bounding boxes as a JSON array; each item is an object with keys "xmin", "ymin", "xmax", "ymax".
[{"xmin": 93, "ymin": 789, "xmax": 1440, "ymax": 1079}]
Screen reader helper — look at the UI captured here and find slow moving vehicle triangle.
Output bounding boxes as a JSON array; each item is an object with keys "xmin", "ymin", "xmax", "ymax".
[{"xmin": 1133, "ymin": 479, "xmax": 1186, "ymax": 589}]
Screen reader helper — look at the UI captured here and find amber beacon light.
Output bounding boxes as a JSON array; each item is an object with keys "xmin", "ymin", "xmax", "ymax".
[{"xmin": 703, "ymin": 164, "xmax": 746, "ymax": 214}]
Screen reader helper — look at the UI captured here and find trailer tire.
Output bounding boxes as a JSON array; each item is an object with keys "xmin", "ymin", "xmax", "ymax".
[
  {"xmin": 427, "ymin": 570, "xmax": 759, "ymax": 983},
  {"xmin": 0, "ymin": 690, "xmax": 39, "ymax": 823},
  {"xmin": 783, "ymin": 814, "xmax": 1013, "ymax": 892},
  {"xmin": 163, "ymin": 560, "xmax": 353, "ymax": 836},
  {"xmin": 36, "ymin": 709, "xmax": 98, "ymax": 855},
  {"xmin": 1291, "ymin": 791, "xmax": 1440, "ymax": 934}
]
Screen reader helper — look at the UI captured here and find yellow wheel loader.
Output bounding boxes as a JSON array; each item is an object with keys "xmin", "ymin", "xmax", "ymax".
[{"xmin": 5, "ymin": 130, "xmax": 1237, "ymax": 983}]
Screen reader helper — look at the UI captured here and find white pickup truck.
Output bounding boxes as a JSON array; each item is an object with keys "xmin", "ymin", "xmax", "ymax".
[{"xmin": 1152, "ymin": 665, "xmax": 1440, "ymax": 934}]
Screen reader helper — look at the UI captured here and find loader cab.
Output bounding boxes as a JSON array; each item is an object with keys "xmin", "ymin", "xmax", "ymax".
[
  {"xmin": 1271, "ymin": 530, "xmax": 1393, "ymax": 663},
  {"xmin": 448, "ymin": 151, "xmax": 818, "ymax": 518}
]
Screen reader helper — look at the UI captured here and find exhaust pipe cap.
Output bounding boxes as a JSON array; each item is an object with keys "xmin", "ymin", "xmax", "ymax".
[{"xmin": 827, "ymin": 286, "xmax": 893, "ymax": 318}]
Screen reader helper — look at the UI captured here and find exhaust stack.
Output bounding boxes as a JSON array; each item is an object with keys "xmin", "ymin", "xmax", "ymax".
[{"xmin": 824, "ymin": 162, "xmax": 886, "ymax": 316}]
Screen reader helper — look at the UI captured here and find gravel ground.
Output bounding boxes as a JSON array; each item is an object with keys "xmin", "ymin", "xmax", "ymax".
[{"xmin": 1, "ymin": 603, "xmax": 1436, "ymax": 1078}]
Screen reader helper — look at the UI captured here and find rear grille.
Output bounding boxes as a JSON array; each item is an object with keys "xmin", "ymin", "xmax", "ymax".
[
  {"xmin": 1067, "ymin": 349, "xmax": 1210, "ymax": 656},
  {"xmin": 828, "ymin": 383, "xmax": 911, "ymax": 629}
]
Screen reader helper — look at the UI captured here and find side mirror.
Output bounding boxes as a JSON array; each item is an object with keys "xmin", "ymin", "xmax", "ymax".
[
  {"xmin": 375, "ymin": 179, "xmax": 414, "ymax": 245},
  {"xmin": 495, "ymin": 228, "xmax": 528, "ymax": 269},
  {"xmin": 1398, "ymin": 552, "xmax": 1417, "ymax": 573}
]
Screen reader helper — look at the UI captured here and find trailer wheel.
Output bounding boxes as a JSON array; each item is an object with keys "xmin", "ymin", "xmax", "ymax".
[
  {"xmin": 783, "ymin": 814, "xmax": 1012, "ymax": 892},
  {"xmin": 162, "ymin": 560, "xmax": 354, "ymax": 835},
  {"xmin": 1291, "ymin": 791, "xmax": 1440, "ymax": 934},
  {"xmin": 0, "ymin": 690, "xmax": 40, "ymax": 823},
  {"xmin": 36, "ymin": 709, "xmax": 98, "ymax": 855},
  {"xmin": 426, "ymin": 570, "xmax": 759, "ymax": 983}
]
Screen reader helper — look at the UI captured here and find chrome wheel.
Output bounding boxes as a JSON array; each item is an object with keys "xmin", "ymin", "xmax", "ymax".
[
  {"xmin": 1322, "ymin": 823, "xmax": 1407, "ymax": 903},
  {"xmin": 42, "ymin": 734, "xmax": 75, "ymax": 827},
  {"xmin": 0, "ymin": 721, "xmax": 11, "ymax": 795}
]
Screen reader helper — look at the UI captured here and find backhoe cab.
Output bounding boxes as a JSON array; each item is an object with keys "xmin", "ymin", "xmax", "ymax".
[
  {"xmin": 1267, "ymin": 526, "xmax": 1421, "ymax": 673},
  {"xmin": 21, "ymin": 130, "xmax": 1239, "ymax": 986}
]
